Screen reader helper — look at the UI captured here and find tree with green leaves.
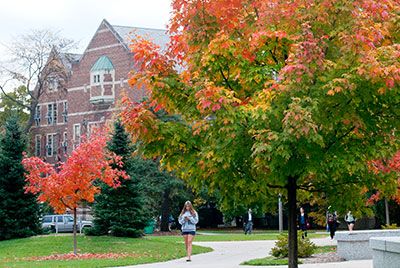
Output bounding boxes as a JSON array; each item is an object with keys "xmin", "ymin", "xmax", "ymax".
[
  {"xmin": 0, "ymin": 86, "xmax": 29, "ymax": 128},
  {"xmin": 0, "ymin": 117, "xmax": 40, "ymax": 240},
  {"xmin": 121, "ymin": 1, "xmax": 400, "ymax": 267},
  {"xmin": 87, "ymin": 121, "xmax": 147, "ymax": 237}
]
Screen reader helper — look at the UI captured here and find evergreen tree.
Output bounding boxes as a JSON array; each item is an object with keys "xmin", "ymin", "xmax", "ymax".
[
  {"xmin": 132, "ymin": 156, "xmax": 193, "ymax": 232},
  {"xmin": 87, "ymin": 121, "xmax": 147, "ymax": 237},
  {"xmin": 134, "ymin": 106, "xmax": 195, "ymax": 232},
  {"xmin": 0, "ymin": 117, "xmax": 40, "ymax": 240}
]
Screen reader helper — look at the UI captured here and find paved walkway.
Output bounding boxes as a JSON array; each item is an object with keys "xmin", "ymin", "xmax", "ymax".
[{"xmin": 113, "ymin": 237, "xmax": 373, "ymax": 268}]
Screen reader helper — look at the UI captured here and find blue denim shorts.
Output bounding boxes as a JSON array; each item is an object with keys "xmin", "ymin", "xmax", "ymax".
[{"xmin": 182, "ymin": 231, "xmax": 196, "ymax": 236}]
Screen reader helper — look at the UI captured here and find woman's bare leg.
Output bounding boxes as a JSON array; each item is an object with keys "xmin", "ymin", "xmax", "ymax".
[
  {"xmin": 187, "ymin": 234, "xmax": 195, "ymax": 260},
  {"xmin": 183, "ymin": 235, "xmax": 189, "ymax": 255}
]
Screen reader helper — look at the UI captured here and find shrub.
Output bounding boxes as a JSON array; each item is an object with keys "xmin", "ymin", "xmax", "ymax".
[
  {"xmin": 270, "ymin": 232, "xmax": 317, "ymax": 258},
  {"xmin": 381, "ymin": 224, "xmax": 399, "ymax": 229}
]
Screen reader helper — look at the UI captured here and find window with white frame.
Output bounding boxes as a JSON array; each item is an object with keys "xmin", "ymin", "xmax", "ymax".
[
  {"xmin": 62, "ymin": 102, "xmax": 68, "ymax": 123},
  {"xmin": 87, "ymin": 122, "xmax": 101, "ymax": 134},
  {"xmin": 53, "ymin": 103, "xmax": 57, "ymax": 125},
  {"xmin": 46, "ymin": 103, "xmax": 57, "ymax": 125},
  {"xmin": 35, "ymin": 106, "xmax": 41, "ymax": 126},
  {"xmin": 47, "ymin": 76, "xmax": 58, "ymax": 92},
  {"xmin": 35, "ymin": 135, "xmax": 41, "ymax": 156},
  {"xmin": 62, "ymin": 132, "xmax": 67, "ymax": 154},
  {"xmin": 46, "ymin": 133, "xmax": 57, "ymax": 157},
  {"xmin": 73, "ymin": 124, "xmax": 80, "ymax": 150},
  {"xmin": 93, "ymin": 74, "xmax": 101, "ymax": 84}
]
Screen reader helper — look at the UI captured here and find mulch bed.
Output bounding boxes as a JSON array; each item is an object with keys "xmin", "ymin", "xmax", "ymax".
[{"xmin": 300, "ymin": 252, "xmax": 345, "ymax": 264}]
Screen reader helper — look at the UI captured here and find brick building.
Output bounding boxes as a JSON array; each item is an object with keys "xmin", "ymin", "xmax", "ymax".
[{"xmin": 31, "ymin": 19, "xmax": 168, "ymax": 164}]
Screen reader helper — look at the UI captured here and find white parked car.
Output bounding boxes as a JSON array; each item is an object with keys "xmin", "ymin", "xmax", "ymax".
[{"xmin": 42, "ymin": 214, "xmax": 93, "ymax": 233}]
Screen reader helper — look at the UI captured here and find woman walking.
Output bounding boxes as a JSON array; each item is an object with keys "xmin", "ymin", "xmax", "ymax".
[
  {"xmin": 345, "ymin": 210, "xmax": 356, "ymax": 231},
  {"xmin": 178, "ymin": 201, "xmax": 199, "ymax": 262},
  {"xmin": 327, "ymin": 211, "xmax": 337, "ymax": 239},
  {"xmin": 297, "ymin": 207, "xmax": 309, "ymax": 238}
]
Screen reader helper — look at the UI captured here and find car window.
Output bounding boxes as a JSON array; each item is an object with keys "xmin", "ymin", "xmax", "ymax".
[
  {"xmin": 43, "ymin": 216, "xmax": 52, "ymax": 223},
  {"xmin": 65, "ymin": 216, "xmax": 74, "ymax": 222},
  {"xmin": 55, "ymin": 216, "xmax": 63, "ymax": 223}
]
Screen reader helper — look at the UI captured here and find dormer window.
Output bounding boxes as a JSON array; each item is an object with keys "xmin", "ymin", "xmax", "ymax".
[
  {"xmin": 90, "ymin": 56, "xmax": 114, "ymax": 86},
  {"xmin": 89, "ymin": 56, "xmax": 115, "ymax": 107},
  {"xmin": 93, "ymin": 73, "xmax": 101, "ymax": 84}
]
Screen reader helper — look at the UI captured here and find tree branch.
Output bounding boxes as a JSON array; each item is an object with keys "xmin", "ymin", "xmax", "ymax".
[
  {"xmin": 219, "ymin": 65, "xmax": 234, "ymax": 91},
  {"xmin": 0, "ymin": 85, "xmax": 31, "ymax": 110},
  {"xmin": 299, "ymin": 178, "xmax": 363, "ymax": 193}
]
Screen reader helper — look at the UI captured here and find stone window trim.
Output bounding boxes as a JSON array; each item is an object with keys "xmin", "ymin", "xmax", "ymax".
[
  {"xmin": 73, "ymin": 124, "xmax": 81, "ymax": 150},
  {"xmin": 93, "ymin": 73, "xmax": 101, "ymax": 85},
  {"xmin": 35, "ymin": 106, "xmax": 41, "ymax": 126},
  {"xmin": 46, "ymin": 133, "xmax": 57, "ymax": 157},
  {"xmin": 87, "ymin": 120, "xmax": 105, "ymax": 136},
  {"xmin": 62, "ymin": 102, "xmax": 68, "ymax": 123},
  {"xmin": 46, "ymin": 103, "xmax": 58, "ymax": 126},
  {"xmin": 35, "ymin": 135, "xmax": 41, "ymax": 157},
  {"xmin": 60, "ymin": 131, "xmax": 68, "ymax": 154}
]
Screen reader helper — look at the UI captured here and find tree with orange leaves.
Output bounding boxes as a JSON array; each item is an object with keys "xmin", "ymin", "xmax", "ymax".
[
  {"xmin": 22, "ymin": 128, "xmax": 129, "ymax": 255},
  {"xmin": 121, "ymin": 1, "xmax": 400, "ymax": 267},
  {"xmin": 369, "ymin": 151, "xmax": 400, "ymax": 211}
]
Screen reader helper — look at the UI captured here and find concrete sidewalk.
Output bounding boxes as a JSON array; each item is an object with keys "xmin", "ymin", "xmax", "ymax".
[{"xmin": 111, "ymin": 237, "xmax": 372, "ymax": 268}]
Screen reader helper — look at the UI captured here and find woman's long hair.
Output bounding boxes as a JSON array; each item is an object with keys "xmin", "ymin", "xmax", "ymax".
[{"xmin": 179, "ymin": 201, "xmax": 197, "ymax": 217}]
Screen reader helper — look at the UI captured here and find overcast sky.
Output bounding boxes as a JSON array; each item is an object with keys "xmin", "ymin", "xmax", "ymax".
[
  {"xmin": 0, "ymin": 0, "xmax": 172, "ymax": 90},
  {"xmin": 0, "ymin": 0, "xmax": 172, "ymax": 57}
]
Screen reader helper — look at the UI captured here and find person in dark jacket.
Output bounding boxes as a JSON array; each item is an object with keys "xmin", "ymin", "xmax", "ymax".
[
  {"xmin": 297, "ymin": 207, "xmax": 309, "ymax": 238},
  {"xmin": 326, "ymin": 211, "xmax": 337, "ymax": 239},
  {"xmin": 243, "ymin": 209, "xmax": 253, "ymax": 235}
]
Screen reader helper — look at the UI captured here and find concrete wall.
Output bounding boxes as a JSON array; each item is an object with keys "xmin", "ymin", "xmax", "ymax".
[
  {"xmin": 336, "ymin": 229, "xmax": 400, "ymax": 260},
  {"xmin": 370, "ymin": 237, "xmax": 400, "ymax": 268}
]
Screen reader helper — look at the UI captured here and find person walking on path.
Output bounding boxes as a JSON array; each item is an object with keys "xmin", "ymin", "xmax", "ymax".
[
  {"xmin": 345, "ymin": 210, "xmax": 356, "ymax": 231},
  {"xmin": 243, "ymin": 209, "xmax": 253, "ymax": 235},
  {"xmin": 297, "ymin": 207, "xmax": 309, "ymax": 238},
  {"xmin": 327, "ymin": 211, "xmax": 337, "ymax": 239},
  {"xmin": 178, "ymin": 201, "xmax": 199, "ymax": 262}
]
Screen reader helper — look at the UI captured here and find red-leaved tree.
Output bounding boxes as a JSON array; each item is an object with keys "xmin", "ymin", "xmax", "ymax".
[
  {"xmin": 22, "ymin": 128, "xmax": 129, "ymax": 254},
  {"xmin": 370, "ymin": 151, "xmax": 400, "ymax": 203}
]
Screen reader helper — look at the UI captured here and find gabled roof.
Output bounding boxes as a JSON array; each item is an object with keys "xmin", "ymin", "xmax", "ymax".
[
  {"xmin": 90, "ymin": 56, "xmax": 115, "ymax": 72},
  {"xmin": 112, "ymin": 24, "xmax": 170, "ymax": 51},
  {"xmin": 81, "ymin": 19, "xmax": 169, "ymax": 59}
]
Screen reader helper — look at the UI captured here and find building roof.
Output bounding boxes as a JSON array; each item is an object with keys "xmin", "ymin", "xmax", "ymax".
[
  {"xmin": 112, "ymin": 25, "xmax": 170, "ymax": 51},
  {"xmin": 90, "ymin": 55, "xmax": 115, "ymax": 72},
  {"xmin": 60, "ymin": 53, "xmax": 83, "ymax": 69},
  {"xmin": 79, "ymin": 19, "xmax": 170, "ymax": 63}
]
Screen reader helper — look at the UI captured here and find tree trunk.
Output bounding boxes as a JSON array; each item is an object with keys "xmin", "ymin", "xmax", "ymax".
[
  {"xmin": 73, "ymin": 207, "xmax": 77, "ymax": 255},
  {"xmin": 23, "ymin": 100, "xmax": 37, "ymax": 134},
  {"xmin": 160, "ymin": 187, "xmax": 171, "ymax": 232},
  {"xmin": 287, "ymin": 176, "xmax": 298, "ymax": 268},
  {"xmin": 385, "ymin": 197, "xmax": 390, "ymax": 226}
]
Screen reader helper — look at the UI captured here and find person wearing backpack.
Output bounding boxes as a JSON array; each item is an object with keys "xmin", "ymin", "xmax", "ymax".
[
  {"xmin": 326, "ymin": 211, "xmax": 337, "ymax": 239},
  {"xmin": 345, "ymin": 210, "xmax": 356, "ymax": 231}
]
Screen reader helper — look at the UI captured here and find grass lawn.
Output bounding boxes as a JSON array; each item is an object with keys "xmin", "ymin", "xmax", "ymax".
[
  {"xmin": 240, "ymin": 245, "xmax": 336, "ymax": 266},
  {"xmin": 0, "ymin": 233, "xmax": 329, "ymax": 267},
  {"xmin": 314, "ymin": 245, "xmax": 337, "ymax": 254},
  {"xmin": 0, "ymin": 235, "xmax": 211, "ymax": 268},
  {"xmin": 241, "ymin": 256, "xmax": 303, "ymax": 266}
]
